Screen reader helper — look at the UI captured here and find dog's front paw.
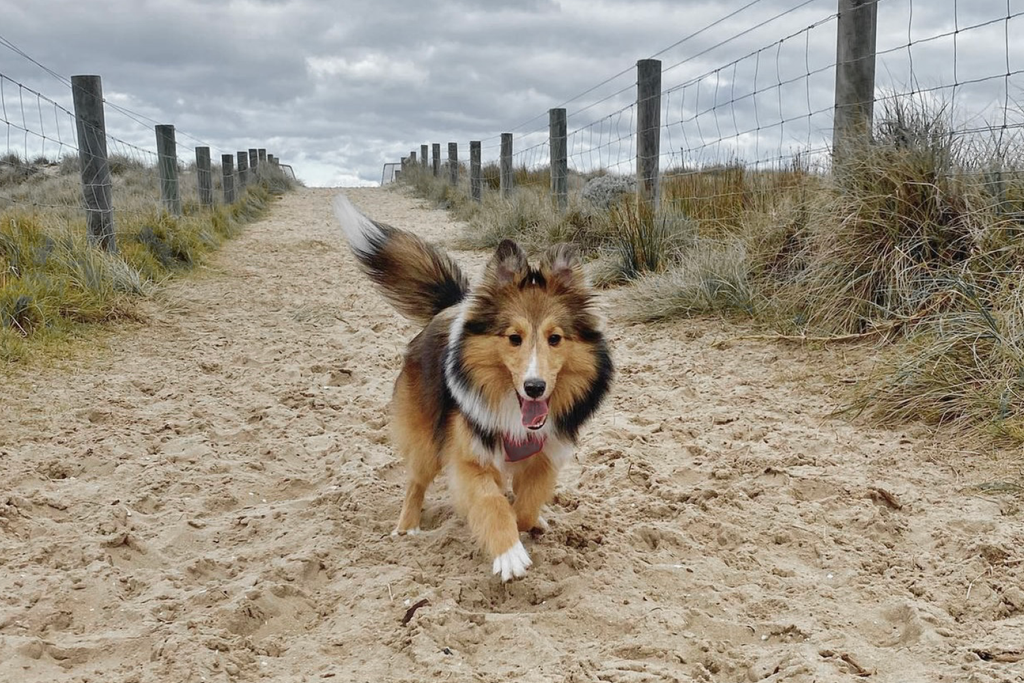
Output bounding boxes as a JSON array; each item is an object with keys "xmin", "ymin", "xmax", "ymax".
[
  {"xmin": 391, "ymin": 526, "xmax": 420, "ymax": 537},
  {"xmin": 492, "ymin": 540, "xmax": 532, "ymax": 582}
]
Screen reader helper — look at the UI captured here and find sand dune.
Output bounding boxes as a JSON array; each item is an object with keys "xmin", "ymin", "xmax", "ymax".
[{"xmin": 0, "ymin": 187, "xmax": 1021, "ymax": 682}]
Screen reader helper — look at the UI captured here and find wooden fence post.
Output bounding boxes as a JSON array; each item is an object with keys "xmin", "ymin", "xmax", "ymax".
[
  {"xmin": 258, "ymin": 148, "xmax": 267, "ymax": 167},
  {"xmin": 549, "ymin": 108, "xmax": 568, "ymax": 212},
  {"xmin": 420, "ymin": 144, "xmax": 428, "ymax": 169},
  {"xmin": 431, "ymin": 143, "xmax": 441, "ymax": 177},
  {"xmin": 70, "ymin": 74, "xmax": 116, "ymax": 252},
  {"xmin": 833, "ymin": 0, "xmax": 878, "ymax": 165},
  {"xmin": 409, "ymin": 150, "xmax": 417, "ymax": 167},
  {"xmin": 500, "ymin": 133, "xmax": 513, "ymax": 199},
  {"xmin": 448, "ymin": 143, "xmax": 458, "ymax": 186},
  {"xmin": 636, "ymin": 59, "xmax": 662, "ymax": 212},
  {"xmin": 470, "ymin": 140, "xmax": 482, "ymax": 202},
  {"xmin": 155, "ymin": 124, "xmax": 181, "ymax": 216},
  {"xmin": 248, "ymin": 148, "xmax": 258, "ymax": 175},
  {"xmin": 236, "ymin": 151, "xmax": 249, "ymax": 189},
  {"xmin": 221, "ymin": 154, "xmax": 236, "ymax": 204},
  {"xmin": 196, "ymin": 146, "xmax": 213, "ymax": 207}
]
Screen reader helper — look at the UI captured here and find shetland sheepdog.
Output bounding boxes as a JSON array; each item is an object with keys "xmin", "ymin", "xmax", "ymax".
[{"xmin": 334, "ymin": 194, "xmax": 612, "ymax": 581}]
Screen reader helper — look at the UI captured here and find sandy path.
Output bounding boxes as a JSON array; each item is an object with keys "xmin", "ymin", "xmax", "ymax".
[{"xmin": 1, "ymin": 187, "xmax": 1022, "ymax": 683}]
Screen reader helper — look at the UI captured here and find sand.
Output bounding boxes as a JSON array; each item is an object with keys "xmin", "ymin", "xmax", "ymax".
[{"xmin": 1, "ymin": 186, "xmax": 1022, "ymax": 683}]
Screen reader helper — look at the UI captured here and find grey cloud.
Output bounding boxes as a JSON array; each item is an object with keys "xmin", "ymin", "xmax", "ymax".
[{"xmin": 2, "ymin": 0, "xmax": 1021, "ymax": 186}]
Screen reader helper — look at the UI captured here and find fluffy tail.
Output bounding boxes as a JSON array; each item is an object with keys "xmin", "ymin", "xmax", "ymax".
[{"xmin": 334, "ymin": 193, "xmax": 469, "ymax": 326}]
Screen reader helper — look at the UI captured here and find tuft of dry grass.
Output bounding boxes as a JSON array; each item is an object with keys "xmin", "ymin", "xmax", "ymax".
[
  {"xmin": 662, "ymin": 161, "xmax": 814, "ymax": 236},
  {"xmin": 783, "ymin": 95, "xmax": 1024, "ymax": 441},
  {"xmin": 514, "ymin": 165, "xmax": 550, "ymax": 189},
  {"xmin": 454, "ymin": 190, "xmax": 550, "ymax": 249},
  {"xmin": 607, "ymin": 200, "xmax": 693, "ymax": 282},
  {"xmin": 623, "ymin": 240, "xmax": 755, "ymax": 322},
  {"xmin": 848, "ymin": 275, "xmax": 1024, "ymax": 442},
  {"xmin": 481, "ymin": 162, "xmax": 501, "ymax": 191},
  {"xmin": 1, "ymin": 153, "xmax": 44, "ymax": 187},
  {"xmin": 780, "ymin": 102, "xmax": 981, "ymax": 334},
  {"xmin": 255, "ymin": 162, "xmax": 301, "ymax": 195}
]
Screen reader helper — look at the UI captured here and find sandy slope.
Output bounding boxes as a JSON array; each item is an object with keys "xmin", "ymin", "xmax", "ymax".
[{"xmin": 1, "ymin": 186, "xmax": 1022, "ymax": 683}]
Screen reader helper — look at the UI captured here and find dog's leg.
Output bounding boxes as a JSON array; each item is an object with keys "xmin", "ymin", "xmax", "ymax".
[
  {"xmin": 451, "ymin": 456, "xmax": 531, "ymax": 581},
  {"xmin": 512, "ymin": 455, "xmax": 557, "ymax": 532},
  {"xmin": 394, "ymin": 455, "xmax": 441, "ymax": 535},
  {"xmin": 390, "ymin": 368, "xmax": 442, "ymax": 535}
]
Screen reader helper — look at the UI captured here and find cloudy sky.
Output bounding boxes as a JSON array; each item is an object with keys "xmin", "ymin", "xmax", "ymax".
[{"xmin": 2, "ymin": 0, "xmax": 1021, "ymax": 186}]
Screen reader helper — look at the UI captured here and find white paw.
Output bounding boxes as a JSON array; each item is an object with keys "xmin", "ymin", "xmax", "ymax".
[
  {"xmin": 391, "ymin": 526, "xmax": 420, "ymax": 537},
  {"xmin": 492, "ymin": 541, "xmax": 532, "ymax": 582}
]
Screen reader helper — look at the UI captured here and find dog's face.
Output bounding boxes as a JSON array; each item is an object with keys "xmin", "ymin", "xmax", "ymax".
[{"xmin": 459, "ymin": 241, "xmax": 605, "ymax": 431}]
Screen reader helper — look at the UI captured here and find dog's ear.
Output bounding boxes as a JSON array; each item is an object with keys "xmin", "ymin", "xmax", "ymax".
[
  {"xmin": 539, "ymin": 243, "xmax": 585, "ymax": 290},
  {"xmin": 485, "ymin": 239, "xmax": 530, "ymax": 287}
]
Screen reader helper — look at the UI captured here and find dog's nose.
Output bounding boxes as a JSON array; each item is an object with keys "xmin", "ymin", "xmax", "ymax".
[{"xmin": 524, "ymin": 379, "xmax": 546, "ymax": 399}]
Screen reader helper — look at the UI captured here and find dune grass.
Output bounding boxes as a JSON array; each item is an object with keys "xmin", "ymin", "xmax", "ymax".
[
  {"xmin": 0, "ymin": 157, "xmax": 295, "ymax": 364},
  {"xmin": 847, "ymin": 277, "xmax": 1024, "ymax": 442},
  {"xmin": 400, "ymin": 95, "xmax": 1024, "ymax": 444},
  {"xmin": 403, "ymin": 162, "xmax": 694, "ymax": 283},
  {"xmin": 623, "ymin": 240, "xmax": 756, "ymax": 321}
]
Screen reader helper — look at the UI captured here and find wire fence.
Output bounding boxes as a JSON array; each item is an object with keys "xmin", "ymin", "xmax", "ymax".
[
  {"xmin": 0, "ymin": 74, "xmax": 80, "ymax": 163},
  {"xmin": 410, "ymin": 0, "xmax": 1024, "ymax": 215},
  {"xmin": 1, "ymin": 76, "xmax": 181, "ymax": 234},
  {"xmin": 496, "ymin": 0, "xmax": 843, "ymax": 175},
  {"xmin": 1, "ymin": 70, "xmax": 163, "ymax": 211},
  {"xmin": 873, "ymin": 0, "xmax": 1024, "ymax": 149},
  {"xmin": 0, "ymin": 38, "xmax": 289, "ymax": 236}
]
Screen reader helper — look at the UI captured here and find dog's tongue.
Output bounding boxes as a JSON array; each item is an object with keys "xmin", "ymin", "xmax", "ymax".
[{"xmin": 521, "ymin": 399, "xmax": 549, "ymax": 428}]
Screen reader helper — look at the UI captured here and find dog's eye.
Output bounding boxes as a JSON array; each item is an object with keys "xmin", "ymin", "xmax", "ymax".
[
  {"xmin": 548, "ymin": 334, "xmax": 562, "ymax": 346},
  {"xmin": 509, "ymin": 334, "xmax": 523, "ymax": 346}
]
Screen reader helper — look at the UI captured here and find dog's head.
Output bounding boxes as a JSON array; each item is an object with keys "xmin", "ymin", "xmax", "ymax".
[{"xmin": 457, "ymin": 240, "xmax": 609, "ymax": 434}]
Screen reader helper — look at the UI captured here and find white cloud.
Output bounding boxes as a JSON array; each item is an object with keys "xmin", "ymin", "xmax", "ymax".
[{"xmin": 305, "ymin": 54, "xmax": 428, "ymax": 86}]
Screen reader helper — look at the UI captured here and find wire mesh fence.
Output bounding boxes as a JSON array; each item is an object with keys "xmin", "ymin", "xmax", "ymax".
[
  {"xmin": 1, "ymin": 37, "xmax": 290, "ymax": 241},
  {"xmin": 1, "ymin": 69, "xmax": 205, "ymax": 226},
  {"xmin": 410, "ymin": 0, "xmax": 1024, "ymax": 221}
]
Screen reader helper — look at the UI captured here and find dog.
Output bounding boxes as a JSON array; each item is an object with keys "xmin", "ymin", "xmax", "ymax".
[{"xmin": 334, "ymin": 194, "xmax": 612, "ymax": 581}]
